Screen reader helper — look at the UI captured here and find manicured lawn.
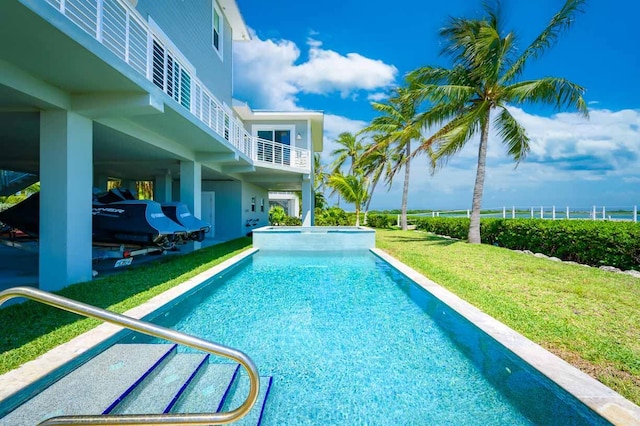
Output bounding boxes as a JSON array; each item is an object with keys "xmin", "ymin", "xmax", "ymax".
[
  {"xmin": 376, "ymin": 229, "xmax": 640, "ymax": 406},
  {"xmin": 0, "ymin": 237, "xmax": 251, "ymax": 375}
]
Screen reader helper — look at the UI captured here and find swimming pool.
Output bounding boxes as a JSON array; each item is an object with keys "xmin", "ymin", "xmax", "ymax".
[{"xmin": 122, "ymin": 250, "xmax": 607, "ymax": 425}]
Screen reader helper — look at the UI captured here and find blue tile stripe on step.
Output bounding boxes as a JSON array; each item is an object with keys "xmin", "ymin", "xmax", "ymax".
[
  {"xmin": 216, "ymin": 364, "xmax": 241, "ymax": 412},
  {"xmin": 102, "ymin": 344, "xmax": 178, "ymax": 415},
  {"xmin": 256, "ymin": 376, "xmax": 273, "ymax": 426},
  {"xmin": 163, "ymin": 354, "xmax": 211, "ymax": 414}
]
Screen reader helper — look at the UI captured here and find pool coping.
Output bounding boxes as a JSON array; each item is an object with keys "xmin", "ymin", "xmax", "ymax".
[
  {"xmin": 0, "ymin": 248, "xmax": 258, "ymax": 403},
  {"xmin": 372, "ymin": 248, "xmax": 640, "ymax": 426},
  {"xmin": 1, "ymin": 246, "xmax": 639, "ymax": 425}
]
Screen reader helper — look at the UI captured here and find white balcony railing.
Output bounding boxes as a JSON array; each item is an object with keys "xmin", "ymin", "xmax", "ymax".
[
  {"xmin": 44, "ymin": 0, "xmax": 310, "ymax": 171},
  {"xmin": 254, "ymin": 138, "xmax": 310, "ymax": 169}
]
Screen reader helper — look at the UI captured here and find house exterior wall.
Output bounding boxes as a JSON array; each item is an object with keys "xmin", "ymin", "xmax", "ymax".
[
  {"xmin": 201, "ymin": 180, "xmax": 242, "ymax": 240},
  {"xmin": 135, "ymin": 0, "xmax": 234, "ymax": 106},
  {"xmin": 241, "ymin": 182, "xmax": 270, "ymax": 232},
  {"xmin": 243, "ymin": 120, "xmax": 311, "ymax": 150}
]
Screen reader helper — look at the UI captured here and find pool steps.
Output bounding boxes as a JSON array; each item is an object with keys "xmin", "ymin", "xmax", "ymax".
[
  {"xmin": 171, "ymin": 362, "xmax": 240, "ymax": 414},
  {"xmin": 221, "ymin": 373, "xmax": 274, "ymax": 426},
  {"xmin": 110, "ymin": 351, "xmax": 208, "ymax": 415},
  {"xmin": 0, "ymin": 343, "xmax": 272, "ymax": 426}
]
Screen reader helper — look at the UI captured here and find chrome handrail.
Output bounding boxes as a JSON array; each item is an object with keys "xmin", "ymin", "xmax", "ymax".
[{"xmin": 0, "ymin": 286, "xmax": 260, "ymax": 425}]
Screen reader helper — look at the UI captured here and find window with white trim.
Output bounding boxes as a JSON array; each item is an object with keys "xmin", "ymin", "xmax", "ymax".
[{"xmin": 212, "ymin": 2, "xmax": 223, "ymax": 59}]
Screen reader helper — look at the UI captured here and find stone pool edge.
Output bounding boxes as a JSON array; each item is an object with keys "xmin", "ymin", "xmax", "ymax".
[
  {"xmin": 0, "ymin": 247, "xmax": 259, "ymax": 403},
  {"xmin": 372, "ymin": 248, "xmax": 640, "ymax": 426}
]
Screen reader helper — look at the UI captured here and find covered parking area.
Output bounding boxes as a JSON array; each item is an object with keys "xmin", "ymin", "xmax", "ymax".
[{"xmin": 0, "ymin": 0, "xmax": 262, "ymax": 291}]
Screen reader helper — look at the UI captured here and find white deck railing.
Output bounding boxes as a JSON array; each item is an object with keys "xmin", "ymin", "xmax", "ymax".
[
  {"xmin": 44, "ymin": 0, "xmax": 310, "ymax": 171},
  {"xmin": 254, "ymin": 138, "xmax": 310, "ymax": 169}
]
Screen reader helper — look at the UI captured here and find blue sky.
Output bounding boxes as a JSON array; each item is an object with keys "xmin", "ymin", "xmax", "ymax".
[{"xmin": 233, "ymin": 0, "xmax": 640, "ymax": 211}]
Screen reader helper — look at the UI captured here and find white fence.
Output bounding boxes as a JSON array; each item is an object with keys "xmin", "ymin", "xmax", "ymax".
[
  {"xmin": 43, "ymin": 0, "xmax": 310, "ymax": 171},
  {"xmin": 414, "ymin": 206, "xmax": 639, "ymax": 222}
]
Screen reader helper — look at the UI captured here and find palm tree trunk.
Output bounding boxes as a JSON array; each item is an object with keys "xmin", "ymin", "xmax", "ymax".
[
  {"xmin": 363, "ymin": 173, "xmax": 381, "ymax": 225},
  {"xmin": 355, "ymin": 207, "xmax": 360, "ymax": 226},
  {"xmin": 401, "ymin": 140, "xmax": 411, "ymax": 231},
  {"xmin": 468, "ymin": 113, "xmax": 490, "ymax": 244}
]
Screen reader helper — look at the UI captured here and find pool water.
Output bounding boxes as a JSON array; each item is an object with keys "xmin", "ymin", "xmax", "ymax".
[{"xmin": 128, "ymin": 251, "xmax": 604, "ymax": 425}]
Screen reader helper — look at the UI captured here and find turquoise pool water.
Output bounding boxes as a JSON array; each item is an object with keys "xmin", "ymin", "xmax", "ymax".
[{"xmin": 130, "ymin": 251, "xmax": 605, "ymax": 425}]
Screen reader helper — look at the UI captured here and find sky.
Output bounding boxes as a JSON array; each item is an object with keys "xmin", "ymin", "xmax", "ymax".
[{"xmin": 232, "ymin": 0, "xmax": 640, "ymax": 211}]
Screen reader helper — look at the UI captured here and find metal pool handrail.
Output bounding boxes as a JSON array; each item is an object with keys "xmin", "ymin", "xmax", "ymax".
[{"xmin": 0, "ymin": 286, "xmax": 260, "ymax": 425}]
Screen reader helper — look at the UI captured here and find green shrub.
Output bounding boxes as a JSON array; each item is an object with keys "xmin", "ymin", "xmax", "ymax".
[
  {"xmin": 268, "ymin": 205, "xmax": 287, "ymax": 225},
  {"xmin": 366, "ymin": 213, "xmax": 392, "ymax": 229},
  {"xmin": 315, "ymin": 207, "xmax": 351, "ymax": 226},
  {"xmin": 415, "ymin": 217, "xmax": 470, "ymax": 239},
  {"xmin": 283, "ymin": 215, "xmax": 302, "ymax": 226},
  {"xmin": 415, "ymin": 217, "xmax": 640, "ymax": 269}
]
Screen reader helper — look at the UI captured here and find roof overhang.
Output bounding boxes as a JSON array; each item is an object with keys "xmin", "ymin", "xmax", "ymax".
[
  {"xmin": 218, "ymin": 0, "xmax": 251, "ymax": 41},
  {"xmin": 233, "ymin": 102, "xmax": 324, "ymax": 153}
]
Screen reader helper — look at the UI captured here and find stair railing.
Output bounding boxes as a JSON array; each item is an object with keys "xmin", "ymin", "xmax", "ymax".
[{"xmin": 0, "ymin": 286, "xmax": 260, "ymax": 425}]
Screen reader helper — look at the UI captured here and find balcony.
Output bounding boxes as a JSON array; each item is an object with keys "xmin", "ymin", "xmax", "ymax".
[{"xmin": 42, "ymin": 0, "xmax": 310, "ymax": 171}]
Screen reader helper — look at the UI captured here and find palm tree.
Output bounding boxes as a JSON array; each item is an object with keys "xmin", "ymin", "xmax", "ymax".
[
  {"xmin": 360, "ymin": 87, "xmax": 424, "ymax": 231},
  {"xmin": 408, "ymin": 0, "xmax": 588, "ymax": 243},
  {"xmin": 328, "ymin": 172, "xmax": 369, "ymax": 226},
  {"xmin": 313, "ymin": 153, "xmax": 330, "ymax": 194},
  {"xmin": 314, "ymin": 191, "xmax": 328, "ymax": 211},
  {"xmin": 357, "ymin": 137, "xmax": 396, "ymax": 224},
  {"xmin": 330, "ymin": 132, "xmax": 364, "ymax": 174}
]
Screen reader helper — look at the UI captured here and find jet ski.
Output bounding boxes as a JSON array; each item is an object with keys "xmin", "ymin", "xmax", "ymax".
[
  {"xmin": 0, "ymin": 190, "xmax": 188, "ymax": 248},
  {"xmin": 161, "ymin": 202, "xmax": 211, "ymax": 242}
]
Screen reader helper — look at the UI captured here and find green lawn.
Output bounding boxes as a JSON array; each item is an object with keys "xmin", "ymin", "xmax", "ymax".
[
  {"xmin": 0, "ymin": 237, "xmax": 251, "ymax": 375},
  {"xmin": 376, "ymin": 229, "xmax": 640, "ymax": 406}
]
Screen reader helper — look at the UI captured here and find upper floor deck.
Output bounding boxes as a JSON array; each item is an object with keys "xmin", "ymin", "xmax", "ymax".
[{"xmin": 15, "ymin": 0, "xmax": 315, "ymax": 173}]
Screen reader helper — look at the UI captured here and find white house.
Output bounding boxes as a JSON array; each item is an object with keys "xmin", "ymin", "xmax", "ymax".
[{"xmin": 0, "ymin": 0, "xmax": 323, "ymax": 291}]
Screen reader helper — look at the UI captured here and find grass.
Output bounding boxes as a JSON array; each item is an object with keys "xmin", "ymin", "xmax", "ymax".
[
  {"xmin": 376, "ymin": 229, "xmax": 640, "ymax": 406},
  {"xmin": 0, "ymin": 237, "xmax": 251, "ymax": 375}
]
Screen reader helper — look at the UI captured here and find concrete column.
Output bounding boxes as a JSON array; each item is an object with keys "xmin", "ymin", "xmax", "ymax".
[
  {"xmin": 154, "ymin": 173, "xmax": 173, "ymax": 203},
  {"xmin": 301, "ymin": 175, "xmax": 313, "ymax": 226},
  {"xmin": 290, "ymin": 196, "xmax": 300, "ymax": 218},
  {"xmin": 39, "ymin": 111, "xmax": 93, "ymax": 291},
  {"xmin": 180, "ymin": 160, "xmax": 201, "ymax": 217}
]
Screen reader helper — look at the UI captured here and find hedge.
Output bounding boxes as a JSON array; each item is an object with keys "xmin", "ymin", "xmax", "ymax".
[
  {"xmin": 365, "ymin": 213, "xmax": 393, "ymax": 229},
  {"xmin": 415, "ymin": 217, "xmax": 640, "ymax": 270}
]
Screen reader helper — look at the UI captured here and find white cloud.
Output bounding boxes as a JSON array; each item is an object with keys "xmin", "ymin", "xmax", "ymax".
[
  {"xmin": 233, "ymin": 30, "xmax": 397, "ymax": 110},
  {"xmin": 367, "ymin": 92, "xmax": 389, "ymax": 102},
  {"xmin": 233, "ymin": 34, "xmax": 301, "ymax": 110},
  {"xmin": 292, "ymin": 40, "xmax": 397, "ymax": 97}
]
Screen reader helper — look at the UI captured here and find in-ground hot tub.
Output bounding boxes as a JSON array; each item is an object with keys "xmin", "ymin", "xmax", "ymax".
[{"xmin": 252, "ymin": 226, "xmax": 375, "ymax": 251}]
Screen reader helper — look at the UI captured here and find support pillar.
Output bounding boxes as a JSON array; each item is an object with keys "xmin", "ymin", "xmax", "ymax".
[
  {"xmin": 154, "ymin": 173, "xmax": 173, "ymax": 204},
  {"xmin": 180, "ymin": 161, "xmax": 201, "ymax": 218},
  {"xmin": 301, "ymin": 175, "xmax": 313, "ymax": 226},
  {"xmin": 39, "ymin": 111, "xmax": 93, "ymax": 291}
]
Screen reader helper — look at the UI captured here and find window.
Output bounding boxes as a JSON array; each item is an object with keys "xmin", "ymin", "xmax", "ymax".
[
  {"xmin": 212, "ymin": 3, "xmax": 223, "ymax": 58},
  {"xmin": 260, "ymin": 198, "xmax": 265, "ymax": 212},
  {"xmin": 254, "ymin": 126, "xmax": 294, "ymax": 165},
  {"xmin": 251, "ymin": 197, "xmax": 256, "ymax": 212}
]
